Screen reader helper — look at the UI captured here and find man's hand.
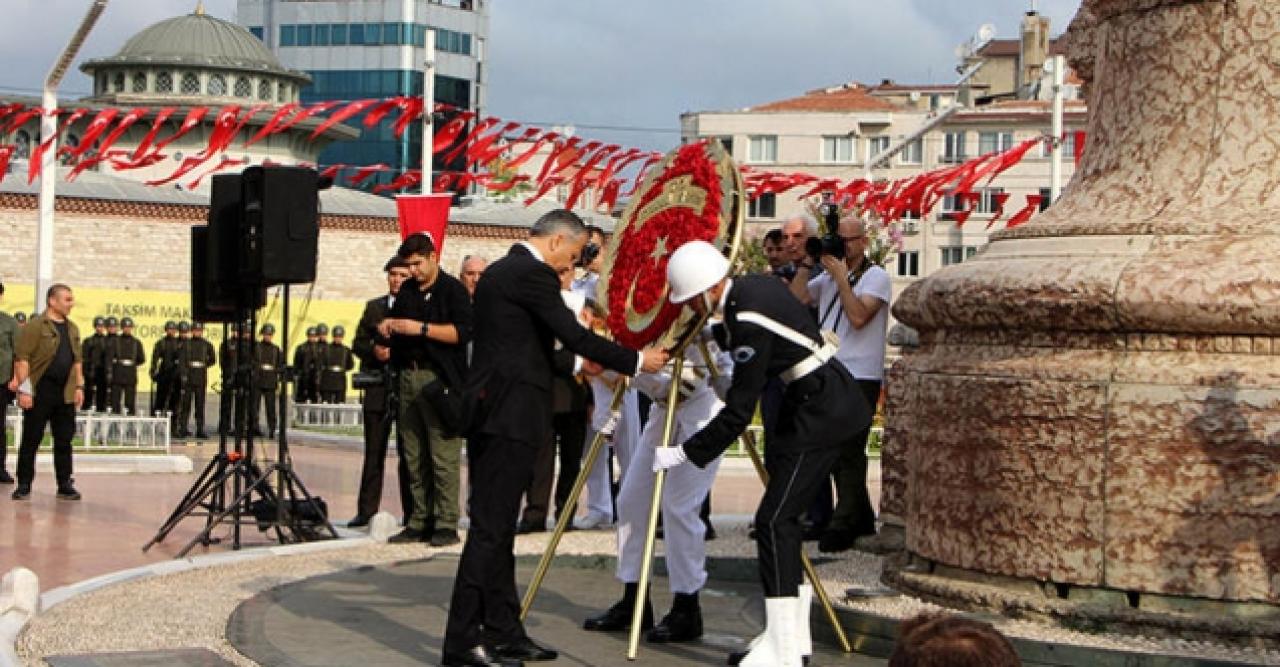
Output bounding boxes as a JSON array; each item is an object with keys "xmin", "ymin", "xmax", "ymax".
[
  {"xmin": 6, "ymin": 378, "xmax": 16, "ymax": 393},
  {"xmin": 599, "ymin": 410, "xmax": 621, "ymax": 438},
  {"xmin": 74, "ymin": 387, "xmax": 84, "ymax": 410},
  {"xmin": 819, "ymin": 254, "xmax": 845, "ymax": 279},
  {"xmin": 640, "ymin": 347, "xmax": 669, "ymax": 374},
  {"xmin": 17, "ymin": 393, "xmax": 33, "ymax": 410},
  {"xmin": 652, "ymin": 445, "xmax": 688, "ymax": 472},
  {"xmin": 374, "ymin": 345, "xmax": 391, "ymax": 362},
  {"xmin": 581, "ymin": 359, "xmax": 605, "ymax": 376}
]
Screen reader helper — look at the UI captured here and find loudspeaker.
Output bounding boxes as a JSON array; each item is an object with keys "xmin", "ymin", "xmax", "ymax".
[
  {"xmin": 240, "ymin": 165, "xmax": 319, "ymax": 286},
  {"xmin": 193, "ymin": 174, "xmax": 265, "ymax": 319}
]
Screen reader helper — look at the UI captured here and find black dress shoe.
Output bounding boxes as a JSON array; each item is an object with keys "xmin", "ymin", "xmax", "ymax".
[
  {"xmin": 429, "ymin": 528, "xmax": 461, "ymax": 547},
  {"xmin": 56, "ymin": 486, "xmax": 82, "ymax": 501},
  {"xmin": 11, "ymin": 486, "xmax": 31, "ymax": 500},
  {"xmin": 493, "ymin": 636, "xmax": 556, "ymax": 662},
  {"xmin": 515, "ymin": 519, "xmax": 545, "ymax": 534},
  {"xmin": 195, "ymin": 431, "xmax": 209, "ymax": 440},
  {"xmin": 583, "ymin": 597, "xmax": 653, "ymax": 632},
  {"xmin": 440, "ymin": 644, "xmax": 519, "ymax": 666},
  {"xmin": 818, "ymin": 529, "xmax": 855, "ymax": 553},
  {"xmin": 646, "ymin": 593, "xmax": 703, "ymax": 643},
  {"xmin": 348, "ymin": 515, "xmax": 371, "ymax": 528},
  {"xmin": 388, "ymin": 528, "xmax": 426, "ymax": 543},
  {"xmin": 0, "ymin": 470, "xmax": 14, "ymax": 484}
]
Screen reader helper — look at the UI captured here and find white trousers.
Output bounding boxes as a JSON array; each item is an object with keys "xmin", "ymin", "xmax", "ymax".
[
  {"xmin": 616, "ymin": 389, "xmax": 722, "ymax": 594},
  {"xmin": 584, "ymin": 388, "xmax": 640, "ymax": 520}
]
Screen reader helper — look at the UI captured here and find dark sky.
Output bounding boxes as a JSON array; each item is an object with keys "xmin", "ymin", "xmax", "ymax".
[{"xmin": 2, "ymin": 0, "xmax": 1081, "ymax": 152}]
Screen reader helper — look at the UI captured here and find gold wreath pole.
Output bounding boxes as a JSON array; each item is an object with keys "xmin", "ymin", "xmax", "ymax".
[
  {"xmin": 627, "ymin": 352, "xmax": 688, "ymax": 660},
  {"xmin": 520, "ymin": 380, "xmax": 628, "ymax": 621},
  {"xmin": 698, "ymin": 338, "xmax": 853, "ymax": 654}
]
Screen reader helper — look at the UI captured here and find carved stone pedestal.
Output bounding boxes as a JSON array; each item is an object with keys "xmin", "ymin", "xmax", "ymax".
[{"xmin": 884, "ymin": 0, "xmax": 1280, "ymax": 638}]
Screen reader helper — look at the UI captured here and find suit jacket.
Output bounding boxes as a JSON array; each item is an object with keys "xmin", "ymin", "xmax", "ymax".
[
  {"xmin": 468, "ymin": 243, "xmax": 637, "ymax": 443},
  {"xmin": 352, "ymin": 295, "xmax": 393, "ymax": 412}
]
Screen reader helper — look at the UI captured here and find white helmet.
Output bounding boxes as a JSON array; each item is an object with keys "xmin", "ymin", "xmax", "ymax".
[{"xmin": 667, "ymin": 240, "xmax": 729, "ymax": 303}]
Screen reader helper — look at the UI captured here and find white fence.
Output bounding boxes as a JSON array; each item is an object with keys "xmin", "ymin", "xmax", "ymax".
[
  {"xmin": 4, "ymin": 407, "xmax": 171, "ymax": 452},
  {"xmin": 291, "ymin": 402, "xmax": 364, "ymax": 428}
]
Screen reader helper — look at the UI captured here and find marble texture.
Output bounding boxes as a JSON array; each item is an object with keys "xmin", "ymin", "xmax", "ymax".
[{"xmin": 886, "ymin": 0, "xmax": 1280, "ymax": 605}]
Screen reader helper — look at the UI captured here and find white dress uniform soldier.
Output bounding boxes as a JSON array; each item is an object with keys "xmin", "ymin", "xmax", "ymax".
[
  {"xmin": 583, "ymin": 343, "xmax": 731, "ymax": 642},
  {"xmin": 655, "ymin": 241, "xmax": 871, "ymax": 667},
  {"xmin": 577, "ymin": 369, "xmax": 639, "ymax": 530}
]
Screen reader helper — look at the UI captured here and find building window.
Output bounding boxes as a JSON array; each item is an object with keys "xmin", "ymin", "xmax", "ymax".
[
  {"xmin": 249, "ymin": 26, "xmax": 263, "ymax": 41},
  {"xmin": 899, "ymin": 138, "xmax": 923, "ymax": 164},
  {"xmin": 896, "ymin": 251, "xmax": 919, "ymax": 277},
  {"xmin": 940, "ymin": 246, "xmax": 965, "ymax": 266},
  {"xmin": 131, "ymin": 72, "xmax": 147, "ymax": 93},
  {"xmin": 277, "ymin": 84, "xmax": 287, "ymax": 102},
  {"xmin": 96, "ymin": 74, "xmax": 106, "ymax": 95},
  {"xmin": 155, "ymin": 71, "xmax": 173, "ymax": 93},
  {"xmin": 943, "ymin": 132, "xmax": 966, "ymax": 163},
  {"xmin": 1039, "ymin": 187, "xmax": 1053, "ymax": 211},
  {"xmin": 748, "ymin": 193, "xmax": 777, "ymax": 219},
  {"xmin": 748, "ymin": 135, "xmax": 777, "ymax": 163},
  {"xmin": 280, "ymin": 25, "xmax": 296, "ymax": 47},
  {"xmin": 979, "ymin": 131, "xmax": 1014, "ymax": 154},
  {"xmin": 297, "ymin": 24, "xmax": 314, "ymax": 47},
  {"xmin": 867, "ymin": 135, "xmax": 890, "ymax": 161},
  {"xmin": 258, "ymin": 80, "xmax": 271, "ymax": 101},
  {"xmin": 977, "ymin": 187, "xmax": 1005, "ymax": 214},
  {"xmin": 821, "ymin": 136, "xmax": 854, "ymax": 163},
  {"xmin": 234, "ymin": 77, "xmax": 252, "ymax": 98},
  {"xmin": 112, "ymin": 72, "xmax": 125, "ymax": 92},
  {"xmin": 208, "ymin": 74, "xmax": 227, "ymax": 96},
  {"xmin": 331, "ymin": 24, "xmax": 348, "ymax": 45},
  {"xmin": 348, "ymin": 24, "xmax": 365, "ymax": 45},
  {"xmin": 714, "ymin": 136, "xmax": 733, "ymax": 155},
  {"xmin": 314, "ymin": 24, "xmax": 330, "ymax": 46},
  {"xmin": 13, "ymin": 130, "xmax": 31, "ymax": 159},
  {"xmin": 181, "ymin": 72, "xmax": 200, "ymax": 95}
]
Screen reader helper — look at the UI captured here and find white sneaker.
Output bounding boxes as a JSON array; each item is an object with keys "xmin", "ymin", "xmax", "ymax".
[{"xmin": 575, "ymin": 511, "xmax": 613, "ymax": 530}]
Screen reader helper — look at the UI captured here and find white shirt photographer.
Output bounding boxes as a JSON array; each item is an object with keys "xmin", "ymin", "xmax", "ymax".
[{"xmin": 806, "ymin": 264, "xmax": 891, "ymax": 380}]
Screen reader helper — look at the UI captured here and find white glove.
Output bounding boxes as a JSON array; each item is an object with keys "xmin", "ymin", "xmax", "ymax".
[
  {"xmin": 652, "ymin": 446, "xmax": 688, "ymax": 472},
  {"xmin": 599, "ymin": 411, "xmax": 621, "ymax": 438}
]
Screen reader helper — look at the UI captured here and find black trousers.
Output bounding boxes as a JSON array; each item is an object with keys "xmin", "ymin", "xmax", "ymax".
[
  {"xmin": 355, "ymin": 408, "xmax": 412, "ymax": 520},
  {"xmin": 16, "ymin": 389, "xmax": 75, "ymax": 488},
  {"xmin": 92, "ymin": 370, "xmax": 109, "ymax": 413},
  {"xmin": 179, "ymin": 382, "xmax": 208, "ymax": 434},
  {"xmin": 827, "ymin": 380, "xmax": 882, "ymax": 535},
  {"xmin": 253, "ymin": 388, "xmax": 278, "ymax": 434},
  {"xmin": 757, "ymin": 446, "xmax": 841, "ymax": 597},
  {"xmin": 109, "ymin": 382, "xmax": 137, "ymax": 416},
  {"xmin": 0, "ymin": 385, "xmax": 11, "ymax": 472},
  {"xmin": 521, "ymin": 410, "xmax": 586, "ymax": 525},
  {"xmin": 154, "ymin": 376, "xmax": 174, "ymax": 416},
  {"xmin": 445, "ymin": 434, "xmax": 538, "ymax": 653}
]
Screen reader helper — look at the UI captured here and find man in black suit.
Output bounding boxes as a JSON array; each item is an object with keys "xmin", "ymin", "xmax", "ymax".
[
  {"xmin": 441, "ymin": 210, "xmax": 668, "ymax": 666},
  {"xmin": 350, "ymin": 256, "xmax": 414, "ymax": 527}
]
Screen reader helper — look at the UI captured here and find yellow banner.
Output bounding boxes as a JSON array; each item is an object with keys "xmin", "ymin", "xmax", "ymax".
[{"xmin": 3, "ymin": 285, "xmax": 366, "ymax": 392}]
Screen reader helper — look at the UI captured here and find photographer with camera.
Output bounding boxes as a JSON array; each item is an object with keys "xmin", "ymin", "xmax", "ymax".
[
  {"xmin": 789, "ymin": 211, "xmax": 891, "ymax": 553},
  {"xmin": 378, "ymin": 234, "xmax": 472, "ymax": 547},
  {"xmin": 349, "ymin": 256, "xmax": 414, "ymax": 528}
]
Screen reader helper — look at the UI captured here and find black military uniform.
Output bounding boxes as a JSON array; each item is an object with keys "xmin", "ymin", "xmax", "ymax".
[
  {"xmin": 107, "ymin": 317, "xmax": 146, "ymax": 416},
  {"xmin": 218, "ymin": 324, "xmax": 252, "ymax": 436},
  {"xmin": 81, "ymin": 316, "xmax": 107, "ymax": 412},
  {"xmin": 253, "ymin": 324, "xmax": 285, "ymax": 438},
  {"xmin": 293, "ymin": 327, "xmax": 320, "ymax": 403},
  {"xmin": 318, "ymin": 325, "xmax": 354, "ymax": 404},
  {"xmin": 178, "ymin": 322, "xmax": 216, "ymax": 438},
  {"xmin": 678, "ymin": 275, "xmax": 870, "ymax": 601},
  {"xmin": 151, "ymin": 321, "xmax": 183, "ymax": 420},
  {"xmin": 350, "ymin": 290, "xmax": 412, "ymax": 525},
  {"xmin": 97, "ymin": 317, "xmax": 119, "ymax": 410}
]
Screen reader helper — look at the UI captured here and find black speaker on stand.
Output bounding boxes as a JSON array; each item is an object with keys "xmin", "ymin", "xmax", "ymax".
[{"xmin": 146, "ymin": 166, "xmax": 336, "ymax": 557}]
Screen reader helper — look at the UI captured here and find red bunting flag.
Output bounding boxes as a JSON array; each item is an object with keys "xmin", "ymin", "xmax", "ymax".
[
  {"xmin": 310, "ymin": 98, "xmax": 380, "ymax": 140},
  {"xmin": 362, "ymin": 97, "xmax": 407, "ymax": 128},
  {"xmin": 391, "ymin": 97, "xmax": 425, "ymax": 139},
  {"xmin": 131, "ymin": 107, "xmax": 178, "ymax": 159},
  {"xmin": 348, "ymin": 163, "xmax": 390, "ymax": 186},
  {"xmin": 152, "ymin": 106, "xmax": 210, "ymax": 153},
  {"xmin": 62, "ymin": 108, "xmax": 119, "ymax": 160},
  {"xmin": 0, "ymin": 146, "xmax": 14, "ymax": 186},
  {"xmin": 244, "ymin": 102, "xmax": 300, "ymax": 147}
]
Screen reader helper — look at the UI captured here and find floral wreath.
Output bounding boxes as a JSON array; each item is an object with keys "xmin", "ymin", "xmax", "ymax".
[{"xmin": 603, "ymin": 141, "xmax": 736, "ymax": 349}]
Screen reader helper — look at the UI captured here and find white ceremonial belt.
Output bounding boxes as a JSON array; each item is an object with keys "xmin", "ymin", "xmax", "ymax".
[
  {"xmin": 117, "ymin": 360, "xmax": 135, "ymax": 366},
  {"xmin": 188, "ymin": 362, "xmax": 206, "ymax": 368},
  {"xmin": 327, "ymin": 366, "xmax": 343, "ymax": 372},
  {"xmin": 779, "ymin": 342, "xmax": 837, "ymax": 384},
  {"xmin": 260, "ymin": 364, "xmax": 274, "ymax": 371}
]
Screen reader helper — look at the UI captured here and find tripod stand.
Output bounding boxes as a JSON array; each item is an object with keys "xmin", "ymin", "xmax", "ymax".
[{"xmin": 143, "ymin": 289, "xmax": 337, "ymax": 557}]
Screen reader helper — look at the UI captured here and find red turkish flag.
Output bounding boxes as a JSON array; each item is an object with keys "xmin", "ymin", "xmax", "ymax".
[
  {"xmin": 131, "ymin": 107, "xmax": 178, "ymax": 158},
  {"xmin": 152, "ymin": 107, "xmax": 210, "ymax": 153},
  {"xmin": 244, "ymin": 102, "xmax": 300, "ymax": 147},
  {"xmin": 310, "ymin": 98, "xmax": 380, "ymax": 140},
  {"xmin": 396, "ymin": 193, "xmax": 453, "ymax": 252}
]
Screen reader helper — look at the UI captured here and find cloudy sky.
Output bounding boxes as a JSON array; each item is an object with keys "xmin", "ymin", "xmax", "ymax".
[{"xmin": 2, "ymin": 0, "xmax": 1081, "ymax": 152}]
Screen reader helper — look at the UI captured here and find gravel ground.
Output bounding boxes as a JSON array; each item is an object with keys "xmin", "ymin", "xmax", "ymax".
[{"xmin": 18, "ymin": 525, "xmax": 1280, "ymax": 666}]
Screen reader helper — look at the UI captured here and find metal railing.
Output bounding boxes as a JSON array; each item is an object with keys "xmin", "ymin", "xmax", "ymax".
[
  {"xmin": 4, "ymin": 407, "xmax": 170, "ymax": 453},
  {"xmin": 291, "ymin": 402, "xmax": 364, "ymax": 428}
]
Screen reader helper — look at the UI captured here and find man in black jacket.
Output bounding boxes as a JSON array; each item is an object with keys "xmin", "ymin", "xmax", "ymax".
[
  {"xmin": 108, "ymin": 317, "xmax": 146, "ymax": 416},
  {"xmin": 81, "ymin": 316, "xmax": 106, "ymax": 412},
  {"xmin": 318, "ymin": 326, "xmax": 354, "ymax": 404},
  {"xmin": 655, "ymin": 241, "xmax": 870, "ymax": 667},
  {"xmin": 253, "ymin": 324, "xmax": 284, "ymax": 438},
  {"xmin": 151, "ymin": 321, "xmax": 182, "ymax": 420},
  {"xmin": 441, "ymin": 209, "xmax": 668, "ymax": 667},
  {"xmin": 350, "ymin": 256, "xmax": 413, "ymax": 527}
]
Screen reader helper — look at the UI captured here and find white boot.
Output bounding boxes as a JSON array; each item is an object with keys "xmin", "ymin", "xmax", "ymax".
[
  {"xmin": 738, "ymin": 597, "xmax": 801, "ymax": 667},
  {"xmin": 797, "ymin": 583, "xmax": 814, "ymax": 660}
]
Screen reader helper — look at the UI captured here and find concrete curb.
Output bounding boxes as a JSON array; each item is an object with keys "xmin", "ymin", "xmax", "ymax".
[
  {"xmin": 3, "ymin": 526, "xmax": 368, "ymax": 667},
  {"xmin": 34, "ymin": 453, "xmax": 193, "ymax": 474}
]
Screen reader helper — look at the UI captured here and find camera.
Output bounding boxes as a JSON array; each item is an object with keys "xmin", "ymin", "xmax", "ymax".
[
  {"xmin": 805, "ymin": 193, "xmax": 846, "ymax": 262},
  {"xmin": 351, "ymin": 370, "xmax": 387, "ymax": 390},
  {"xmin": 577, "ymin": 242, "xmax": 601, "ymax": 269}
]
